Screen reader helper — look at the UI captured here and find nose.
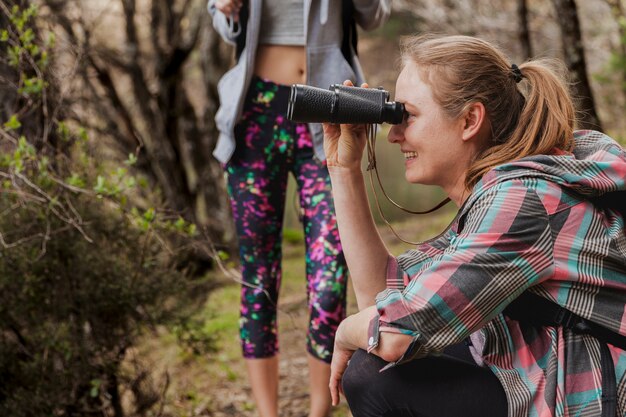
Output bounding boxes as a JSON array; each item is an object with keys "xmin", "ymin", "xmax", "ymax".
[{"xmin": 387, "ymin": 124, "xmax": 403, "ymax": 144}]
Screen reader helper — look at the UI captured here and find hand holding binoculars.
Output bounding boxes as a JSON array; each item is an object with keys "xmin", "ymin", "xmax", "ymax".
[{"xmin": 286, "ymin": 84, "xmax": 405, "ymax": 125}]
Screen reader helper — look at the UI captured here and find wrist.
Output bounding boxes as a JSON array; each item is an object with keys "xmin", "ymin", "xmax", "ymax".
[
  {"xmin": 336, "ymin": 316, "xmax": 361, "ymax": 351},
  {"xmin": 328, "ymin": 165, "xmax": 363, "ymax": 178}
]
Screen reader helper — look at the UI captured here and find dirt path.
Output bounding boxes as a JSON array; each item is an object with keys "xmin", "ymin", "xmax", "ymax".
[
  {"xmin": 139, "ymin": 215, "xmax": 455, "ymax": 416},
  {"xmin": 204, "ymin": 284, "xmax": 354, "ymax": 417}
]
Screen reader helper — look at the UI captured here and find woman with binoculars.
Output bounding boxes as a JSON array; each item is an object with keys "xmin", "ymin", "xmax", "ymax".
[
  {"xmin": 208, "ymin": 1, "xmax": 390, "ymax": 416},
  {"xmin": 325, "ymin": 34, "xmax": 626, "ymax": 417}
]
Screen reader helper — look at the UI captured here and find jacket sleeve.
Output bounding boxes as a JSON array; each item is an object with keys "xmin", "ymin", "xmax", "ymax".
[
  {"xmin": 352, "ymin": 0, "xmax": 392, "ymax": 31},
  {"xmin": 207, "ymin": 0, "xmax": 241, "ymax": 45},
  {"xmin": 367, "ymin": 180, "xmax": 555, "ymax": 369}
]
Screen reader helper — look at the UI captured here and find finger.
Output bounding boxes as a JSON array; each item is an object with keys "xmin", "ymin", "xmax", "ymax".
[
  {"xmin": 342, "ymin": 79, "xmax": 354, "ymax": 87},
  {"xmin": 339, "ymin": 122, "xmax": 364, "ymax": 139},
  {"xmin": 329, "ymin": 378, "xmax": 338, "ymax": 406},
  {"xmin": 361, "ymin": 82, "xmax": 370, "ymax": 88},
  {"xmin": 322, "ymin": 122, "xmax": 340, "ymax": 136}
]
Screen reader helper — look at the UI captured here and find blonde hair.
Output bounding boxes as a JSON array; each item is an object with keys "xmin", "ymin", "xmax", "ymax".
[{"xmin": 400, "ymin": 34, "xmax": 576, "ymax": 189}]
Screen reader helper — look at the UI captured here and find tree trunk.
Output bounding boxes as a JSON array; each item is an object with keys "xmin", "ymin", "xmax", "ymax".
[
  {"xmin": 550, "ymin": 0, "xmax": 603, "ymax": 131},
  {"xmin": 518, "ymin": 0, "xmax": 533, "ymax": 59},
  {"xmin": 45, "ymin": 0, "xmax": 233, "ymax": 253},
  {"xmin": 605, "ymin": 0, "xmax": 626, "ymax": 101}
]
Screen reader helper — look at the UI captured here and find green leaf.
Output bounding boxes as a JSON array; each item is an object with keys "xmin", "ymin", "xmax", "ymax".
[
  {"xmin": 115, "ymin": 167, "xmax": 127, "ymax": 178},
  {"xmin": 19, "ymin": 28, "xmax": 34, "ymax": 45},
  {"xmin": 124, "ymin": 153, "xmax": 137, "ymax": 166},
  {"xmin": 7, "ymin": 45, "xmax": 20, "ymax": 67},
  {"xmin": 66, "ymin": 173, "xmax": 85, "ymax": 188},
  {"xmin": 89, "ymin": 379, "xmax": 101, "ymax": 398},
  {"xmin": 78, "ymin": 127, "xmax": 88, "ymax": 142},
  {"xmin": 46, "ymin": 32, "xmax": 56, "ymax": 48},
  {"xmin": 174, "ymin": 217, "xmax": 186, "ymax": 231},
  {"xmin": 0, "ymin": 30, "xmax": 8, "ymax": 42},
  {"xmin": 3, "ymin": 115, "xmax": 21, "ymax": 130},
  {"xmin": 18, "ymin": 77, "xmax": 44, "ymax": 96},
  {"xmin": 94, "ymin": 175, "xmax": 107, "ymax": 194},
  {"xmin": 37, "ymin": 50, "xmax": 49, "ymax": 69},
  {"xmin": 57, "ymin": 121, "xmax": 70, "ymax": 141},
  {"xmin": 124, "ymin": 176, "xmax": 136, "ymax": 188},
  {"xmin": 143, "ymin": 208, "xmax": 155, "ymax": 222}
]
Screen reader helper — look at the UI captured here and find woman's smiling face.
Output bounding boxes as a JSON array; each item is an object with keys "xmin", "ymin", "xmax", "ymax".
[{"xmin": 387, "ymin": 61, "xmax": 473, "ymax": 196}]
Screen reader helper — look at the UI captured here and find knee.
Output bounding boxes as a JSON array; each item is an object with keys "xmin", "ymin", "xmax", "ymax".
[
  {"xmin": 342, "ymin": 350, "xmax": 383, "ymax": 401},
  {"xmin": 312, "ymin": 288, "xmax": 346, "ymax": 318}
]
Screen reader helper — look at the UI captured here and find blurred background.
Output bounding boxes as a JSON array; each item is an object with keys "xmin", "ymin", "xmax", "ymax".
[{"xmin": 1, "ymin": 0, "xmax": 625, "ymax": 416}]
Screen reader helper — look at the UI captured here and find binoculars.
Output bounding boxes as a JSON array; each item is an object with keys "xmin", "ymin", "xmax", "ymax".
[{"xmin": 287, "ymin": 84, "xmax": 405, "ymax": 125}]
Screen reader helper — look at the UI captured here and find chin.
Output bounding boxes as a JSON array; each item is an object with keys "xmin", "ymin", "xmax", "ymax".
[{"xmin": 405, "ymin": 172, "xmax": 422, "ymax": 184}]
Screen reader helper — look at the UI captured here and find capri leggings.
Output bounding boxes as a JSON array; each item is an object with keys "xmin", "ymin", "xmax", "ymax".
[{"xmin": 225, "ymin": 76, "xmax": 348, "ymax": 363}]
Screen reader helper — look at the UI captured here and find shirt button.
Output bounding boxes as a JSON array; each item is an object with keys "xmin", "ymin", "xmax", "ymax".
[{"xmin": 368, "ymin": 336, "xmax": 374, "ymax": 346}]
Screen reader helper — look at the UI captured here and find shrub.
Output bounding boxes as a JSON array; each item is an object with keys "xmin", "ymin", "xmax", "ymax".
[{"xmin": 0, "ymin": 3, "xmax": 215, "ymax": 415}]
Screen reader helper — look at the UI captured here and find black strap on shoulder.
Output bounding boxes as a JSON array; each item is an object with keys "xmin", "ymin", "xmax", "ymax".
[
  {"xmin": 234, "ymin": 1, "xmax": 249, "ymax": 61},
  {"xmin": 341, "ymin": 0, "xmax": 358, "ymax": 66},
  {"xmin": 503, "ymin": 292, "xmax": 626, "ymax": 350},
  {"xmin": 504, "ymin": 292, "xmax": 623, "ymax": 417}
]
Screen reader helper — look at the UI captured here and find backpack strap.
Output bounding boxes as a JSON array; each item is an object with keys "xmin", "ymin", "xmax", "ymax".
[
  {"xmin": 341, "ymin": 0, "xmax": 358, "ymax": 66},
  {"xmin": 503, "ymin": 292, "xmax": 626, "ymax": 350},
  {"xmin": 504, "ymin": 292, "xmax": 623, "ymax": 416},
  {"xmin": 234, "ymin": 1, "xmax": 249, "ymax": 61}
]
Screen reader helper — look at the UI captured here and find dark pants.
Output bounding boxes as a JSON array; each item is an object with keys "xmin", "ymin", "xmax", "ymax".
[{"xmin": 342, "ymin": 344, "xmax": 508, "ymax": 417}]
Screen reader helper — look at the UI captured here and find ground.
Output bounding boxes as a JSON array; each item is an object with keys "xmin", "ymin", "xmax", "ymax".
[{"xmin": 134, "ymin": 209, "xmax": 456, "ymax": 417}]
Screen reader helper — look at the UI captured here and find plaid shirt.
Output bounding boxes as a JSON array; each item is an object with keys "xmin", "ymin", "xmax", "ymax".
[{"xmin": 368, "ymin": 130, "xmax": 626, "ymax": 417}]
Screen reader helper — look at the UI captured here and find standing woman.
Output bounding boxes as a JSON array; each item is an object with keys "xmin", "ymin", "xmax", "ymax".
[
  {"xmin": 325, "ymin": 34, "xmax": 626, "ymax": 416},
  {"xmin": 208, "ymin": 1, "xmax": 390, "ymax": 416}
]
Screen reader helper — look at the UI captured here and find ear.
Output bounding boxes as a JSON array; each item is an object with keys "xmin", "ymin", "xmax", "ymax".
[{"xmin": 461, "ymin": 101, "xmax": 486, "ymax": 142}]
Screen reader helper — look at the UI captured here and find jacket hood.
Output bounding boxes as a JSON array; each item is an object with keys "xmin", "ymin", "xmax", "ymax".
[{"xmin": 473, "ymin": 130, "xmax": 626, "ymax": 201}]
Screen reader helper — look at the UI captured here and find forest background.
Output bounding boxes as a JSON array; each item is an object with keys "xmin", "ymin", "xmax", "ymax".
[{"xmin": 1, "ymin": 0, "xmax": 625, "ymax": 416}]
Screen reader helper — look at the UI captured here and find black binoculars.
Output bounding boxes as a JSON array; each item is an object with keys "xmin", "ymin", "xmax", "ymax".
[{"xmin": 286, "ymin": 84, "xmax": 405, "ymax": 125}]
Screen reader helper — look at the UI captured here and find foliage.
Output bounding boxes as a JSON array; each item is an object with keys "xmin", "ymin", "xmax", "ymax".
[{"xmin": 0, "ymin": 3, "xmax": 217, "ymax": 415}]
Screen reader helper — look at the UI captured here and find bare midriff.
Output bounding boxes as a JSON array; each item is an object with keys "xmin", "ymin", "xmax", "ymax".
[{"xmin": 254, "ymin": 45, "xmax": 307, "ymax": 85}]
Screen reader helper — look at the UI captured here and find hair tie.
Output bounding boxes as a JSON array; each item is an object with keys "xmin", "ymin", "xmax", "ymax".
[{"xmin": 511, "ymin": 64, "xmax": 523, "ymax": 83}]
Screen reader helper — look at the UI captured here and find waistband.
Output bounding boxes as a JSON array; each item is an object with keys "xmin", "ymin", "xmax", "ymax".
[{"xmin": 247, "ymin": 75, "xmax": 292, "ymax": 115}]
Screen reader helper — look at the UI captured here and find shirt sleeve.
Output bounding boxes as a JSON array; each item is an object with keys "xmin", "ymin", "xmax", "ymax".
[
  {"xmin": 367, "ymin": 180, "xmax": 555, "ymax": 369},
  {"xmin": 207, "ymin": 0, "xmax": 241, "ymax": 45}
]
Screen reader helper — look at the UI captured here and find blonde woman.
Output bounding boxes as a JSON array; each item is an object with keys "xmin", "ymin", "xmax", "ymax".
[{"xmin": 326, "ymin": 34, "xmax": 626, "ymax": 417}]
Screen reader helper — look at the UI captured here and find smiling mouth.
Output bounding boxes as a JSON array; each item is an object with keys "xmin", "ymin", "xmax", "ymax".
[{"xmin": 403, "ymin": 151, "xmax": 417, "ymax": 160}]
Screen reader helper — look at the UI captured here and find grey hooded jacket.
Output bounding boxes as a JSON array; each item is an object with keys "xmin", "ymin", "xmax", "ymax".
[{"xmin": 208, "ymin": 0, "xmax": 391, "ymax": 164}]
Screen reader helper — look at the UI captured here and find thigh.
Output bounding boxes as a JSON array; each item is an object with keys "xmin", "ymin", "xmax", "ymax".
[
  {"xmin": 291, "ymin": 125, "xmax": 344, "ymax": 272},
  {"xmin": 342, "ymin": 347, "xmax": 508, "ymax": 417},
  {"xmin": 226, "ymin": 83, "xmax": 291, "ymax": 264}
]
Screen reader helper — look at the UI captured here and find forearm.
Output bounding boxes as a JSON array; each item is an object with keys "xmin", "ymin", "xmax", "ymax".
[{"xmin": 329, "ymin": 167, "xmax": 389, "ymax": 310}]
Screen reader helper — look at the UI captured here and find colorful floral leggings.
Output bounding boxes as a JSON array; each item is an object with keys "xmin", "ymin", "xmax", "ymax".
[{"xmin": 225, "ymin": 76, "xmax": 348, "ymax": 363}]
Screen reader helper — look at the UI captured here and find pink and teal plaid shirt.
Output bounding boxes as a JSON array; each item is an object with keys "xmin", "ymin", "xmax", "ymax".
[{"xmin": 368, "ymin": 130, "xmax": 626, "ymax": 416}]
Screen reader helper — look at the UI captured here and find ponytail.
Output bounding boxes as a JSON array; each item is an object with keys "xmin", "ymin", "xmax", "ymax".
[{"xmin": 465, "ymin": 60, "xmax": 575, "ymax": 188}]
